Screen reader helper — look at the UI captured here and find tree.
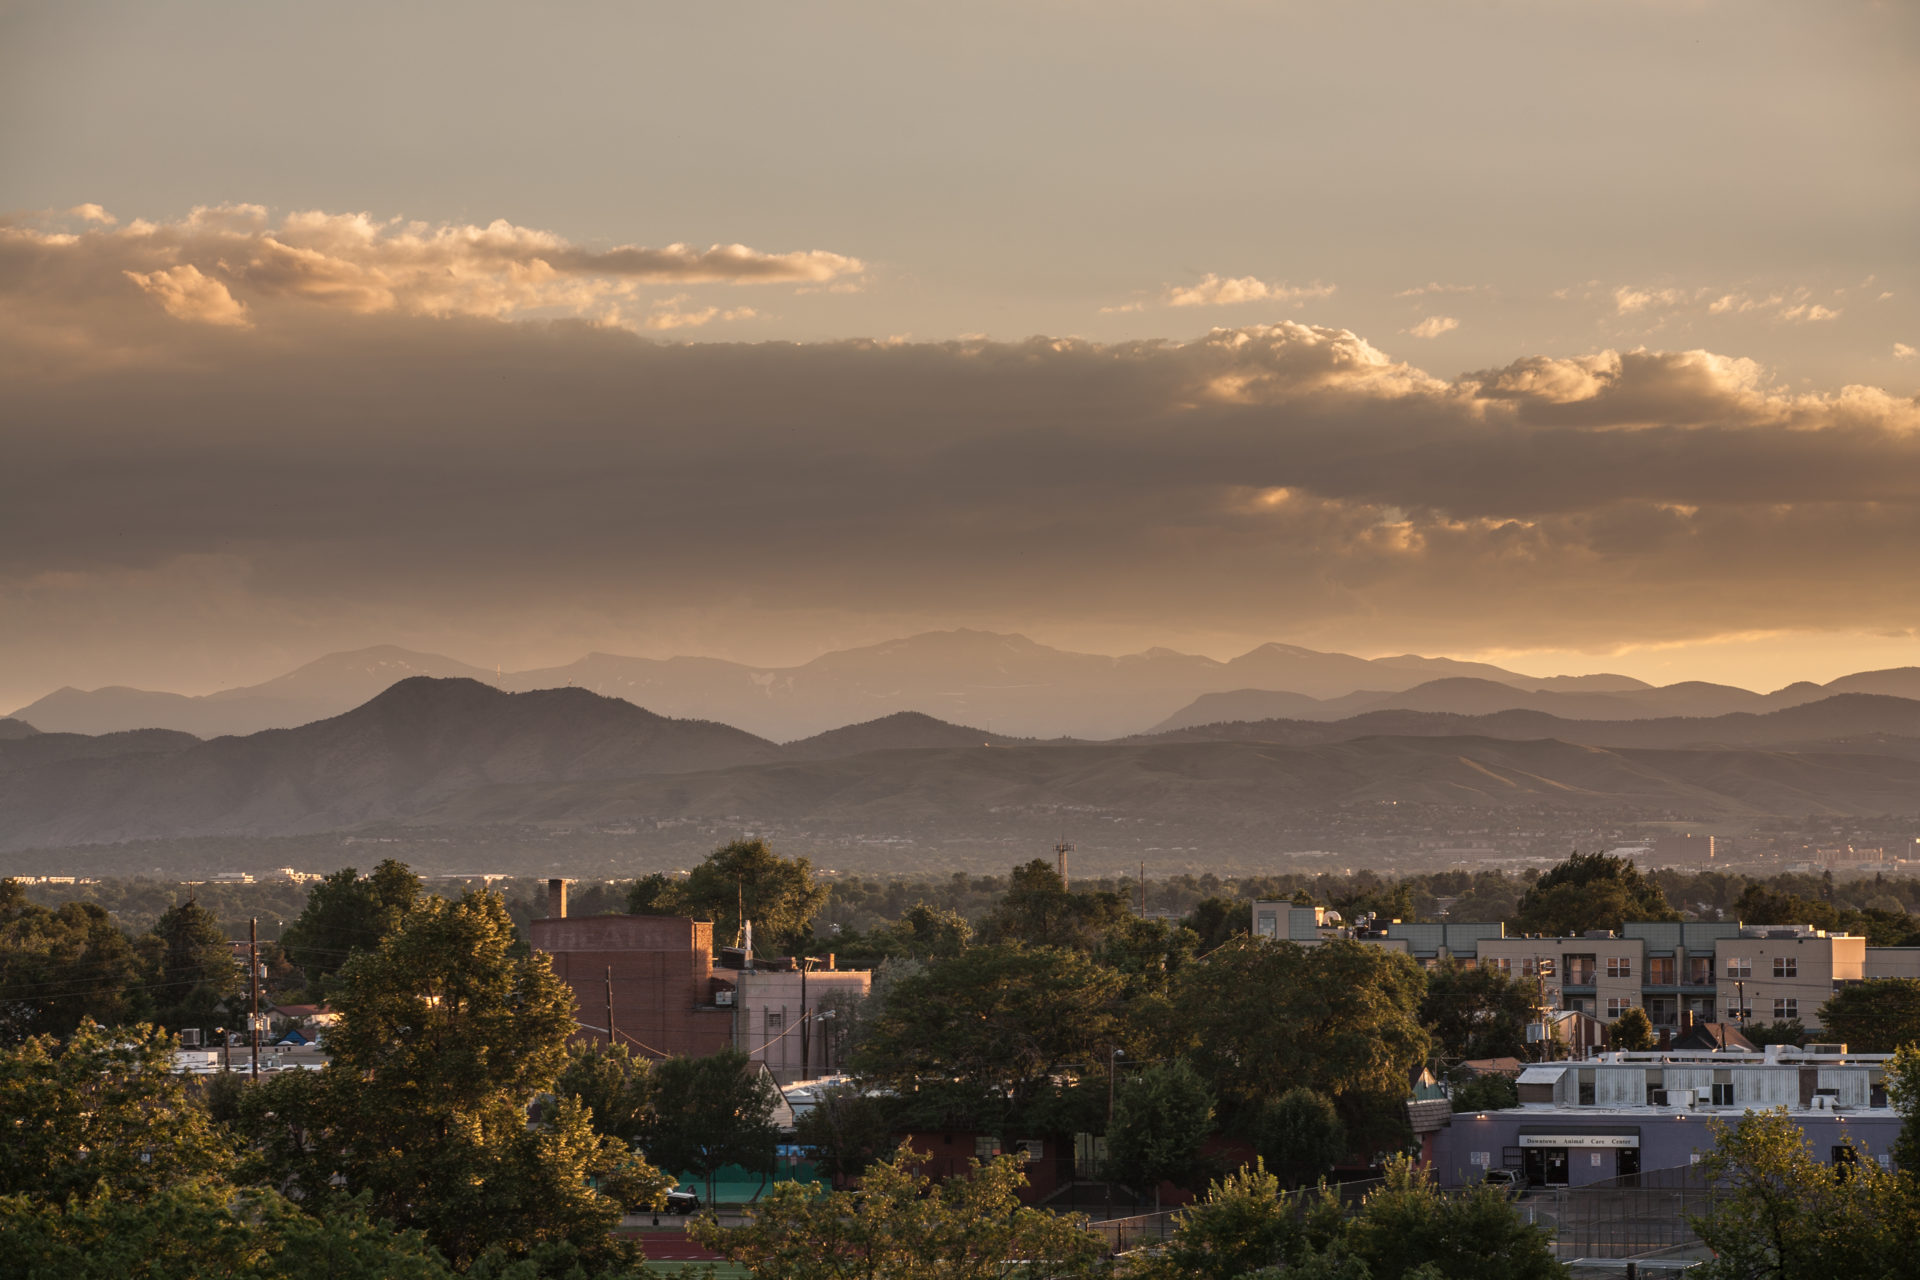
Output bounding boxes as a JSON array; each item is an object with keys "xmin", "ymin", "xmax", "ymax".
[
  {"xmin": 553, "ymin": 1039, "xmax": 653, "ymax": 1145},
  {"xmin": 1818, "ymin": 979, "xmax": 1920, "ymax": 1052},
  {"xmin": 1421, "ymin": 958, "xmax": 1533, "ymax": 1061},
  {"xmin": 1688, "ymin": 1108, "xmax": 1920, "ymax": 1280},
  {"xmin": 854, "ymin": 942, "xmax": 1128, "ymax": 1113},
  {"xmin": 0, "ymin": 1179, "xmax": 456, "ymax": 1280},
  {"xmin": 636, "ymin": 838, "xmax": 830, "ymax": 955},
  {"xmin": 0, "ymin": 883, "xmax": 148, "ymax": 1042},
  {"xmin": 1888, "ymin": 1043, "xmax": 1920, "ymax": 1173},
  {"xmin": 0, "ymin": 1021, "xmax": 227, "ymax": 1204},
  {"xmin": 298, "ymin": 890, "xmax": 670, "ymax": 1271},
  {"xmin": 1139, "ymin": 1160, "xmax": 1304, "ymax": 1280},
  {"xmin": 690, "ymin": 1140, "xmax": 1105, "ymax": 1280},
  {"xmin": 1181, "ymin": 897, "xmax": 1250, "ymax": 952},
  {"xmin": 1610, "ymin": 1006, "xmax": 1656, "ymax": 1051},
  {"xmin": 1450, "ymin": 1072, "xmax": 1520, "ymax": 1113},
  {"xmin": 793, "ymin": 1084, "xmax": 899, "ymax": 1185},
  {"xmin": 280, "ymin": 860, "xmax": 423, "ymax": 997},
  {"xmin": 1339, "ymin": 1155, "xmax": 1566, "ymax": 1280},
  {"xmin": 862, "ymin": 901, "xmax": 973, "ymax": 961},
  {"xmin": 1108, "ymin": 1059, "xmax": 1215, "ymax": 1196},
  {"xmin": 1254, "ymin": 1089, "xmax": 1345, "ymax": 1189},
  {"xmin": 644, "ymin": 1046, "xmax": 780, "ymax": 1204},
  {"xmin": 1166, "ymin": 938, "xmax": 1428, "ymax": 1151},
  {"xmin": 980, "ymin": 859, "xmax": 1132, "ymax": 951},
  {"xmin": 1513, "ymin": 852, "xmax": 1678, "ymax": 936},
  {"xmin": 1743, "ymin": 1019, "xmax": 1809, "ymax": 1049},
  {"xmin": 145, "ymin": 897, "xmax": 241, "ymax": 1034}
]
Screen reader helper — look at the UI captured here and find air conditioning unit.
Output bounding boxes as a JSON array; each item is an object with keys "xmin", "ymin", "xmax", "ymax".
[
  {"xmin": 1811, "ymin": 1095, "xmax": 1833, "ymax": 1111},
  {"xmin": 179, "ymin": 1028, "xmax": 202, "ymax": 1048}
]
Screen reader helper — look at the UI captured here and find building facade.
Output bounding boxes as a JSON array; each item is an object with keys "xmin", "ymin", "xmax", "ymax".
[
  {"xmin": 530, "ymin": 894, "xmax": 735, "ymax": 1059},
  {"xmin": 1428, "ymin": 1045, "xmax": 1900, "ymax": 1188},
  {"xmin": 733, "ymin": 964, "xmax": 871, "ymax": 1084}
]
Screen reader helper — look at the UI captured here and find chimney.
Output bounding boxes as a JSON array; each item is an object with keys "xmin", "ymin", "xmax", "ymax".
[
  {"xmin": 825, "ymin": 953, "xmax": 836, "ymax": 971},
  {"xmin": 1682, "ymin": 1010, "xmax": 1696, "ymax": 1032},
  {"xmin": 546, "ymin": 878, "xmax": 568, "ymax": 920}
]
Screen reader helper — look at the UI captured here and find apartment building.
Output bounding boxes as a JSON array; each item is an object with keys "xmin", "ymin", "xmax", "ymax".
[
  {"xmin": 1250, "ymin": 900, "xmax": 1865, "ymax": 1032},
  {"xmin": 733, "ymin": 961, "xmax": 871, "ymax": 1084}
]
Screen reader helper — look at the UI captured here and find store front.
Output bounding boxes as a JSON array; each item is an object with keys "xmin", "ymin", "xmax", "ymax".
[{"xmin": 1517, "ymin": 1130, "xmax": 1640, "ymax": 1188}]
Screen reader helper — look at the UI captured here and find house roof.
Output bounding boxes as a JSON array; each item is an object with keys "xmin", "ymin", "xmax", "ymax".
[{"xmin": 1671, "ymin": 1022, "xmax": 1756, "ymax": 1053}]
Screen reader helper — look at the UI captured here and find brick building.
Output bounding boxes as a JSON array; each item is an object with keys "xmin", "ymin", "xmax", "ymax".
[{"xmin": 529, "ymin": 880, "xmax": 734, "ymax": 1059}]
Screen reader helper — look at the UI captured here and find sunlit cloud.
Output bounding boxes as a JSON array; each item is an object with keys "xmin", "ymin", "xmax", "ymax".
[
  {"xmin": 0, "ymin": 203, "xmax": 862, "ymax": 340},
  {"xmin": 1407, "ymin": 315, "xmax": 1459, "ymax": 339},
  {"xmin": 1164, "ymin": 274, "xmax": 1336, "ymax": 308}
]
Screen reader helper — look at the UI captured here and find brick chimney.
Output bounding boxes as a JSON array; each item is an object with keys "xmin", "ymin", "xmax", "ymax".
[
  {"xmin": 1682, "ymin": 1010, "xmax": 1697, "ymax": 1031},
  {"xmin": 546, "ymin": 878, "xmax": 568, "ymax": 920}
]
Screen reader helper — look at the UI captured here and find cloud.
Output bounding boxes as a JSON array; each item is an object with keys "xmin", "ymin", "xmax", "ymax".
[
  {"xmin": 1165, "ymin": 275, "xmax": 1336, "ymax": 308},
  {"xmin": 1408, "ymin": 315, "xmax": 1459, "ymax": 339},
  {"xmin": 1396, "ymin": 282, "xmax": 1484, "ymax": 298},
  {"xmin": 5, "ymin": 253, "xmax": 1920, "ymax": 698},
  {"xmin": 122, "ymin": 264, "xmax": 250, "ymax": 327},
  {"xmin": 1613, "ymin": 286, "xmax": 1693, "ymax": 315},
  {"xmin": 0, "ymin": 204, "xmax": 861, "ymax": 344},
  {"xmin": 1898, "ymin": 343, "xmax": 1916, "ymax": 360}
]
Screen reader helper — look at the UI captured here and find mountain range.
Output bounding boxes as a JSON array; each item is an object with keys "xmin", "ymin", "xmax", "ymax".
[
  {"xmin": 7, "ymin": 676, "xmax": 1920, "ymax": 856},
  {"xmin": 10, "ymin": 632, "xmax": 1662, "ymax": 741}
]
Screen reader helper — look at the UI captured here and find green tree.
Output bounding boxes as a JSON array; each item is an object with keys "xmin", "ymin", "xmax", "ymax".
[
  {"xmin": 637, "ymin": 838, "xmax": 830, "ymax": 955},
  {"xmin": 980, "ymin": 859, "xmax": 1132, "ymax": 951},
  {"xmin": 308, "ymin": 890, "xmax": 670, "ymax": 1271},
  {"xmin": 863, "ymin": 901, "xmax": 973, "ymax": 961},
  {"xmin": 1688, "ymin": 1108, "xmax": 1920, "ymax": 1280},
  {"xmin": 1513, "ymin": 852, "xmax": 1678, "ymax": 936},
  {"xmin": 280, "ymin": 860, "xmax": 423, "ymax": 997},
  {"xmin": 1888, "ymin": 1043, "xmax": 1920, "ymax": 1173},
  {"xmin": 1449, "ymin": 1072, "xmax": 1520, "ymax": 1114},
  {"xmin": 0, "ymin": 882, "xmax": 149, "ymax": 1042},
  {"xmin": 553, "ymin": 1038, "xmax": 653, "ymax": 1145},
  {"xmin": 1141, "ymin": 1160, "xmax": 1304, "ymax": 1280},
  {"xmin": 1340, "ymin": 1155, "xmax": 1565, "ymax": 1280},
  {"xmin": 1610, "ymin": 1006, "xmax": 1656, "ymax": 1051},
  {"xmin": 792, "ymin": 1084, "xmax": 899, "ymax": 1185},
  {"xmin": 0, "ymin": 1180, "xmax": 456, "ymax": 1280},
  {"xmin": 1254, "ymin": 1088, "xmax": 1346, "ymax": 1189},
  {"xmin": 644, "ymin": 1046, "xmax": 780, "ymax": 1204},
  {"xmin": 145, "ymin": 897, "xmax": 241, "ymax": 1034},
  {"xmin": 1166, "ymin": 938, "xmax": 1429, "ymax": 1151},
  {"xmin": 690, "ymin": 1140, "xmax": 1105, "ymax": 1280},
  {"xmin": 1181, "ymin": 896, "xmax": 1251, "ymax": 952},
  {"xmin": 1421, "ymin": 958, "xmax": 1533, "ymax": 1061},
  {"xmin": 1818, "ymin": 979, "xmax": 1920, "ymax": 1052},
  {"xmin": 0, "ymin": 1021, "xmax": 227, "ymax": 1204},
  {"xmin": 1743, "ymin": 1019, "xmax": 1809, "ymax": 1049},
  {"xmin": 1108, "ymin": 1058, "xmax": 1215, "ymax": 1196},
  {"xmin": 854, "ymin": 942, "xmax": 1127, "ymax": 1113}
]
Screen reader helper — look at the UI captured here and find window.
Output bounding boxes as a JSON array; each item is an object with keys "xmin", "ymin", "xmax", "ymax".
[
  {"xmin": 1712, "ymin": 1083, "xmax": 1735, "ymax": 1106},
  {"xmin": 975, "ymin": 1136, "xmax": 1001, "ymax": 1159},
  {"xmin": 1578, "ymin": 1081, "xmax": 1596, "ymax": 1105},
  {"xmin": 1607, "ymin": 997, "xmax": 1635, "ymax": 1018},
  {"xmin": 1647, "ymin": 957, "xmax": 1675, "ymax": 985},
  {"xmin": 1254, "ymin": 911, "xmax": 1278, "ymax": 938},
  {"xmin": 1566, "ymin": 957, "xmax": 1596, "ymax": 985},
  {"xmin": 1688, "ymin": 957, "xmax": 1715, "ymax": 984},
  {"xmin": 1726, "ymin": 958, "xmax": 1752, "ymax": 979},
  {"xmin": 1774, "ymin": 956, "xmax": 1798, "ymax": 978},
  {"xmin": 1727, "ymin": 1005, "xmax": 1747, "ymax": 1022},
  {"xmin": 1607, "ymin": 957, "xmax": 1633, "ymax": 979},
  {"xmin": 1484, "ymin": 956, "xmax": 1509, "ymax": 973},
  {"xmin": 765, "ymin": 1010, "xmax": 784, "ymax": 1034},
  {"xmin": 1774, "ymin": 998, "xmax": 1798, "ymax": 1020}
]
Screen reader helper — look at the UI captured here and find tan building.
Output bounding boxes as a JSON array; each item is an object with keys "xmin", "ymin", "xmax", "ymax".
[
  {"xmin": 1865, "ymin": 948, "xmax": 1920, "ymax": 980},
  {"xmin": 733, "ymin": 962, "xmax": 870, "ymax": 1084},
  {"xmin": 1477, "ymin": 934, "xmax": 1648, "ymax": 1026},
  {"xmin": 1714, "ymin": 926, "xmax": 1864, "ymax": 1031}
]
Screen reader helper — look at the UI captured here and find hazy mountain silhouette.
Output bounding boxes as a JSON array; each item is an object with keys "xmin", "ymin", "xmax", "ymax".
[
  {"xmin": 1151, "ymin": 669, "xmax": 1920, "ymax": 732},
  {"xmin": 0, "ymin": 719, "xmax": 37, "ymax": 741},
  {"xmin": 10, "ymin": 630, "xmax": 1657, "ymax": 741},
  {"xmin": 6, "ymin": 679, "xmax": 1920, "ymax": 853},
  {"xmin": 11, "ymin": 646, "xmax": 491, "ymax": 738}
]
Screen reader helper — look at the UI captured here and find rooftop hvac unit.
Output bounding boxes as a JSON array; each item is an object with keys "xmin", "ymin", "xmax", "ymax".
[
  {"xmin": 715, "ymin": 990, "xmax": 734, "ymax": 1007},
  {"xmin": 1811, "ymin": 1095, "xmax": 1833, "ymax": 1111},
  {"xmin": 179, "ymin": 1028, "xmax": 202, "ymax": 1048}
]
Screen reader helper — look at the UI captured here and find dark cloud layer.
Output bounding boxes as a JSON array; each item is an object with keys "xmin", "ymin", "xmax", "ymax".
[{"xmin": 4, "ymin": 214, "xmax": 1920, "ymax": 702}]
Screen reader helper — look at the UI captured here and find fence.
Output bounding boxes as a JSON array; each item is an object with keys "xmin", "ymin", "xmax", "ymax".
[{"xmin": 1526, "ymin": 1164, "xmax": 1715, "ymax": 1263}]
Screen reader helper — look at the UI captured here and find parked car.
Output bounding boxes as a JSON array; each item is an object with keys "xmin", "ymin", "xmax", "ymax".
[
  {"xmin": 1483, "ymin": 1168, "xmax": 1525, "ymax": 1197},
  {"xmin": 664, "ymin": 1187, "xmax": 701, "ymax": 1214}
]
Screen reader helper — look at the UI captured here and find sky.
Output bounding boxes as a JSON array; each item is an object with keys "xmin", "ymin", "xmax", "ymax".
[{"xmin": 2, "ymin": 0, "xmax": 1918, "ymax": 708}]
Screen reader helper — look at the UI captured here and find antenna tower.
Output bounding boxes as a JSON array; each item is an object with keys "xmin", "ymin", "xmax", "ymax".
[{"xmin": 1055, "ymin": 838, "xmax": 1074, "ymax": 888}]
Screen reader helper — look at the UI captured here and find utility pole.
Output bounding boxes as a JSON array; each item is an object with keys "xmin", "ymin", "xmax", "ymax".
[
  {"xmin": 1138, "ymin": 861, "xmax": 1145, "ymax": 916},
  {"xmin": 799, "ymin": 956, "xmax": 812, "ymax": 1081},
  {"xmin": 605, "ymin": 966, "xmax": 615, "ymax": 1049},
  {"xmin": 249, "ymin": 918, "xmax": 260, "ymax": 1079},
  {"xmin": 1055, "ymin": 839, "xmax": 1073, "ymax": 888}
]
